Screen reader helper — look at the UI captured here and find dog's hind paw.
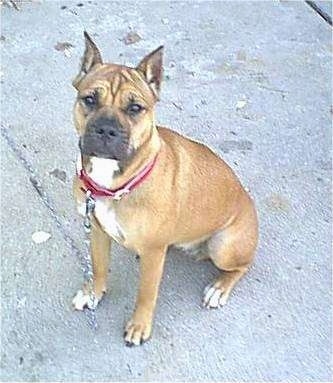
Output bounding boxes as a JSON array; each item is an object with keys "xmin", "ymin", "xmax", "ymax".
[
  {"xmin": 72, "ymin": 290, "xmax": 99, "ymax": 310},
  {"xmin": 202, "ymin": 284, "xmax": 229, "ymax": 309}
]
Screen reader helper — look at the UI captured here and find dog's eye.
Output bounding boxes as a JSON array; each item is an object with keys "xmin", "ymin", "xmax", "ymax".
[
  {"xmin": 127, "ymin": 103, "xmax": 143, "ymax": 116},
  {"xmin": 82, "ymin": 95, "xmax": 96, "ymax": 108}
]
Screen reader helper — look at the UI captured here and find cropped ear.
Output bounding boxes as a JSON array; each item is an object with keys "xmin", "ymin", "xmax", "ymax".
[
  {"xmin": 137, "ymin": 46, "xmax": 164, "ymax": 100},
  {"xmin": 72, "ymin": 31, "xmax": 103, "ymax": 88}
]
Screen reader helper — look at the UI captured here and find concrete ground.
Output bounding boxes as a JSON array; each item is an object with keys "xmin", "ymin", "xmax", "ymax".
[{"xmin": 1, "ymin": 1, "xmax": 332, "ymax": 381}]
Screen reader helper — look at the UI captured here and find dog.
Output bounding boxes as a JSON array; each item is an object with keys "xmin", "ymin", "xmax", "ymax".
[{"xmin": 71, "ymin": 32, "xmax": 258, "ymax": 346}]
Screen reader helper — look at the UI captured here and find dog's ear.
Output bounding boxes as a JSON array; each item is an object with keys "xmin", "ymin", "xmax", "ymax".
[
  {"xmin": 72, "ymin": 31, "xmax": 103, "ymax": 88},
  {"xmin": 81, "ymin": 31, "xmax": 102, "ymax": 73},
  {"xmin": 137, "ymin": 46, "xmax": 164, "ymax": 100}
]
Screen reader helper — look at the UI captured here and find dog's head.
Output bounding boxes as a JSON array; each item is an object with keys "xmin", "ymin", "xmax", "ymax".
[{"xmin": 72, "ymin": 32, "xmax": 163, "ymax": 168}]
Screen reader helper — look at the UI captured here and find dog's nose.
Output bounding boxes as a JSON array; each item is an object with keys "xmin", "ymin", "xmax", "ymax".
[
  {"xmin": 95, "ymin": 125, "xmax": 117, "ymax": 137},
  {"xmin": 90, "ymin": 117, "xmax": 120, "ymax": 138}
]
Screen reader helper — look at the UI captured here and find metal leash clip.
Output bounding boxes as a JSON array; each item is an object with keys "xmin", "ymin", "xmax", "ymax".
[{"xmin": 84, "ymin": 190, "xmax": 95, "ymax": 234}]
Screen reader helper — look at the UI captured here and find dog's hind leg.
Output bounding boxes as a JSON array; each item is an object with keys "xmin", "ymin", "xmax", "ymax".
[{"xmin": 202, "ymin": 201, "xmax": 258, "ymax": 308}]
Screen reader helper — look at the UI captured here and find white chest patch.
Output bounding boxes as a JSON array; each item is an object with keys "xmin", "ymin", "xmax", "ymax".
[
  {"xmin": 76, "ymin": 199, "xmax": 124, "ymax": 242},
  {"xmin": 76, "ymin": 155, "xmax": 124, "ymax": 241},
  {"xmin": 94, "ymin": 200, "xmax": 124, "ymax": 241},
  {"xmin": 89, "ymin": 157, "xmax": 119, "ymax": 188}
]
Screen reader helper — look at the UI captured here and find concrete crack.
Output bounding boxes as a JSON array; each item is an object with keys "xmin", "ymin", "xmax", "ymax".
[
  {"xmin": 305, "ymin": 1, "xmax": 332, "ymax": 26},
  {"xmin": 1, "ymin": 124, "xmax": 98, "ymax": 330}
]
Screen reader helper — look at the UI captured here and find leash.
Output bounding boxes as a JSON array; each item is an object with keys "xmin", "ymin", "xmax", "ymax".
[{"xmin": 83, "ymin": 190, "xmax": 96, "ymax": 234}]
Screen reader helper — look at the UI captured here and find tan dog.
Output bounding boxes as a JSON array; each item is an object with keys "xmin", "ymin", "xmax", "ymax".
[{"xmin": 71, "ymin": 32, "xmax": 258, "ymax": 346}]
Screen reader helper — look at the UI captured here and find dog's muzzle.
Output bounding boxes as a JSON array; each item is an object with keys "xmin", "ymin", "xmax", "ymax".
[{"xmin": 80, "ymin": 116, "xmax": 129, "ymax": 160}]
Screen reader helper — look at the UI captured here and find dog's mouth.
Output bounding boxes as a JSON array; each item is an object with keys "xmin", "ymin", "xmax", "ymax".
[{"xmin": 79, "ymin": 134, "xmax": 129, "ymax": 161}]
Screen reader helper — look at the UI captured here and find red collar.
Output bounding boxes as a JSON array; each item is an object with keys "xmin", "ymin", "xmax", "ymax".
[{"xmin": 77, "ymin": 155, "xmax": 158, "ymax": 200}]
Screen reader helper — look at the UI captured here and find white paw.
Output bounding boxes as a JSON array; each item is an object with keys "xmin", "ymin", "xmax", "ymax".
[
  {"xmin": 202, "ymin": 284, "xmax": 228, "ymax": 309},
  {"xmin": 72, "ymin": 290, "xmax": 99, "ymax": 310}
]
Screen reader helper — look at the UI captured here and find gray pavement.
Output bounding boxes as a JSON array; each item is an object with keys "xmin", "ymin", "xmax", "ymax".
[{"xmin": 1, "ymin": 1, "xmax": 332, "ymax": 381}]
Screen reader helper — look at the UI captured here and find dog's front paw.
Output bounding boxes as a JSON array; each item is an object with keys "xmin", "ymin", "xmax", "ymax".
[
  {"xmin": 124, "ymin": 316, "xmax": 152, "ymax": 346},
  {"xmin": 72, "ymin": 288, "xmax": 104, "ymax": 310}
]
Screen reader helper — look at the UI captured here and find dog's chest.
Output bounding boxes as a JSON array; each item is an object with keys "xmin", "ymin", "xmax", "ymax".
[
  {"xmin": 77, "ymin": 199, "xmax": 124, "ymax": 242},
  {"xmin": 94, "ymin": 200, "xmax": 124, "ymax": 241},
  {"xmin": 76, "ymin": 156, "xmax": 125, "ymax": 242}
]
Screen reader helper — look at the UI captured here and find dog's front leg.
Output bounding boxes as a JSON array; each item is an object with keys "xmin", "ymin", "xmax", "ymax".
[
  {"xmin": 124, "ymin": 246, "xmax": 167, "ymax": 346},
  {"xmin": 73, "ymin": 221, "xmax": 111, "ymax": 310}
]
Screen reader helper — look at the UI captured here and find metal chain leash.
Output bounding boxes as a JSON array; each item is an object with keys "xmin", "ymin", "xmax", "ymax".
[
  {"xmin": 83, "ymin": 190, "xmax": 97, "ymax": 307},
  {"xmin": 82, "ymin": 190, "xmax": 99, "ymax": 329}
]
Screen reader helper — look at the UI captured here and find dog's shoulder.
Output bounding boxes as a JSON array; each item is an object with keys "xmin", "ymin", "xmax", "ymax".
[
  {"xmin": 157, "ymin": 125, "xmax": 212, "ymax": 154},
  {"xmin": 157, "ymin": 125, "xmax": 199, "ymax": 148},
  {"xmin": 157, "ymin": 125, "xmax": 178, "ymax": 140}
]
